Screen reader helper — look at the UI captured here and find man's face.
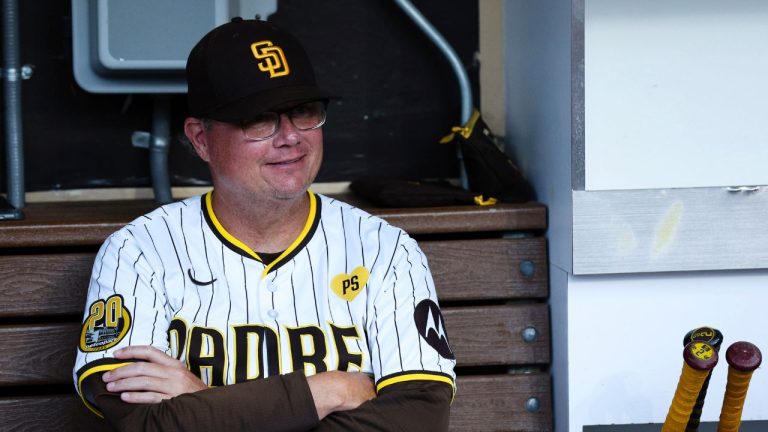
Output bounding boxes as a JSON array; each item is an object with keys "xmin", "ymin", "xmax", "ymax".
[{"xmin": 189, "ymin": 110, "xmax": 324, "ymax": 202}]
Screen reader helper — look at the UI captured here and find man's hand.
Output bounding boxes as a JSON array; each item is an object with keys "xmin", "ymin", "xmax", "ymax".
[
  {"xmin": 102, "ymin": 345, "xmax": 208, "ymax": 404},
  {"xmin": 307, "ymin": 371, "xmax": 376, "ymax": 420}
]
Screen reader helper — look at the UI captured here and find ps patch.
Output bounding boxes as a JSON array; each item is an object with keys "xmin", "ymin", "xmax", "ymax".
[
  {"xmin": 79, "ymin": 294, "xmax": 131, "ymax": 352},
  {"xmin": 414, "ymin": 299, "xmax": 455, "ymax": 359},
  {"xmin": 331, "ymin": 267, "xmax": 369, "ymax": 302}
]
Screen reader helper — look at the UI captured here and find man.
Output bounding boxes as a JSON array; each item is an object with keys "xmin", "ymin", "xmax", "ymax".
[{"xmin": 73, "ymin": 17, "xmax": 456, "ymax": 431}]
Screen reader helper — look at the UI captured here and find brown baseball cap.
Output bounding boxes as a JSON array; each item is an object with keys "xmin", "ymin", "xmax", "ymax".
[{"xmin": 186, "ymin": 18, "xmax": 331, "ymax": 122}]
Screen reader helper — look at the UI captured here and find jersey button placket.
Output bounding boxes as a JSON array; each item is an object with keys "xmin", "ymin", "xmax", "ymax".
[
  {"xmin": 266, "ymin": 281, "xmax": 279, "ymax": 318},
  {"xmin": 259, "ymin": 276, "xmax": 279, "ymax": 322}
]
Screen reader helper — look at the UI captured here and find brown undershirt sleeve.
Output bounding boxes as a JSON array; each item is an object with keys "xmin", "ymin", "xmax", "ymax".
[
  {"xmin": 310, "ymin": 380, "xmax": 453, "ymax": 432},
  {"xmin": 80, "ymin": 371, "xmax": 320, "ymax": 432}
]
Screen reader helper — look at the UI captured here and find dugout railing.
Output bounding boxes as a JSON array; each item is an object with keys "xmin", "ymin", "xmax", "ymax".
[{"xmin": 0, "ymin": 197, "xmax": 551, "ymax": 431}]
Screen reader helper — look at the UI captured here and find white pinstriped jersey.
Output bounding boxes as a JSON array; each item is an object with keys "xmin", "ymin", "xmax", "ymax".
[{"xmin": 73, "ymin": 191, "xmax": 456, "ymax": 413}]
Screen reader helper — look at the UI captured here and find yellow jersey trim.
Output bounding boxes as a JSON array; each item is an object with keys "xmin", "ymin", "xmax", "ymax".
[
  {"xmin": 77, "ymin": 361, "xmax": 133, "ymax": 418},
  {"xmin": 261, "ymin": 191, "xmax": 317, "ymax": 279},
  {"xmin": 203, "ymin": 191, "xmax": 318, "ymax": 279},
  {"xmin": 204, "ymin": 192, "xmax": 262, "ymax": 261},
  {"xmin": 376, "ymin": 372, "xmax": 456, "ymax": 402}
]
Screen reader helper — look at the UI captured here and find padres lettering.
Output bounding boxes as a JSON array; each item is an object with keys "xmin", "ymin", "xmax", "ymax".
[
  {"xmin": 170, "ymin": 318, "xmax": 364, "ymax": 383},
  {"xmin": 250, "ymin": 40, "xmax": 290, "ymax": 78}
]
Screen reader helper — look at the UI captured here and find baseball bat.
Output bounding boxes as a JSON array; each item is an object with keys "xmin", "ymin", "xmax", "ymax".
[
  {"xmin": 717, "ymin": 341, "xmax": 762, "ymax": 432},
  {"xmin": 662, "ymin": 341, "xmax": 719, "ymax": 432},
  {"xmin": 683, "ymin": 326, "xmax": 724, "ymax": 432}
]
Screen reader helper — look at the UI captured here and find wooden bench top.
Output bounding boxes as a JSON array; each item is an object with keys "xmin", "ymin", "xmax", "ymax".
[{"xmin": 0, "ymin": 197, "xmax": 547, "ymax": 248}]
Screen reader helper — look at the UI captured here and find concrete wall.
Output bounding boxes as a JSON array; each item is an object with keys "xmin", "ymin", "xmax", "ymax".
[{"xmin": 500, "ymin": 1, "xmax": 768, "ymax": 431}]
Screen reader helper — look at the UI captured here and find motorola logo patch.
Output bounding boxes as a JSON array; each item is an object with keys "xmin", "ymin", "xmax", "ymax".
[{"xmin": 414, "ymin": 300, "xmax": 455, "ymax": 360}]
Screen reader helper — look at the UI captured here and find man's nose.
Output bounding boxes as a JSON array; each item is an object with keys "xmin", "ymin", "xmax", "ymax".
[{"xmin": 272, "ymin": 113, "xmax": 300, "ymax": 146}]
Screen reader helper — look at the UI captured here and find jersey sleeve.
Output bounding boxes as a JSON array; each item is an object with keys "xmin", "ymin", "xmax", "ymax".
[
  {"xmin": 366, "ymin": 233, "xmax": 457, "ymax": 395},
  {"xmin": 73, "ymin": 228, "xmax": 171, "ymax": 416},
  {"xmin": 312, "ymin": 380, "xmax": 452, "ymax": 431},
  {"xmin": 79, "ymin": 370, "xmax": 319, "ymax": 432}
]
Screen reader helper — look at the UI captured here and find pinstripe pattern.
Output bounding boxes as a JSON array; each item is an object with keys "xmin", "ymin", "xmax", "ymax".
[
  {"xmin": 74, "ymin": 192, "xmax": 455, "ymax": 394},
  {"xmin": 338, "ymin": 208, "xmax": 363, "ymax": 355},
  {"xmin": 402, "ymin": 245, "xmax": 425, "ymax": 370},
  {"xmin": 306, "ymin": 249, "xmax": 321, "ymax": 325}
]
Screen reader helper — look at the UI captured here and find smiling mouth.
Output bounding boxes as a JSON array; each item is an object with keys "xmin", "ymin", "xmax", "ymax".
[{"xmin": 268, "ymin": 156, "xmax": 304, "ymax": 166}]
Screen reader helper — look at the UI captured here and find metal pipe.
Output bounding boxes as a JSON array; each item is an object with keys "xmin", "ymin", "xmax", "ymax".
[
  {"xmin": 150, "ymin": 95, "xmax": 173, "ymax": 204},
  {"xmin": 3, "ymin": 0, "xmax": 25, "ymax": 209},
  {"xmin": 392, "ymin": 0, "xmax": 471, "ymax": 188}
]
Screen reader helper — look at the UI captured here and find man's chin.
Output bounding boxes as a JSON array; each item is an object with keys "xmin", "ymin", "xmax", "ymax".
[
  {"xmin": 270, "ymin": 184, "xmax": 312, "ymax": 201},
  {"xmin": 272, "ymin": 192, "xmax": 305, "ymax": 201}
]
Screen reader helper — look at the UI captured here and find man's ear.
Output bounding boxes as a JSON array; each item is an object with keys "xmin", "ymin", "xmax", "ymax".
[{"xmin": 184, "ymin": 117, "xmax": 211, "ymax": 162}]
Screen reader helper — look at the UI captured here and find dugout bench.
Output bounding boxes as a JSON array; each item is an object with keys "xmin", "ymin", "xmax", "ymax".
[{"xmin": 0, "ymin": 198, "xmax": 552, "ymax": 431}]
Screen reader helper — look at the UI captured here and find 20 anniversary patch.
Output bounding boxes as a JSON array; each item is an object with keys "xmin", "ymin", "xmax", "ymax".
[{"xmin": 79, "ymin": 294, "xmax": 132, "ymax": 352}]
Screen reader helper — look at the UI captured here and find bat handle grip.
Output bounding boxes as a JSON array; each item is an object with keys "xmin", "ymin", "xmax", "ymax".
[
  {"xmin": 717, "ymin": 367, "xmax": 755, "ymax": 432},
  {"xmin": 662, "ymin": 363, "xmax": 712, "ymax": 432},
  {"xmin": 684, "ymin": 371, "xmax": 713, "ymax": 432}
]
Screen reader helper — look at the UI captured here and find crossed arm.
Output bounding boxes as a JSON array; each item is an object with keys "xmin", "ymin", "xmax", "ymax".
[
  {"xmin": 85, "ymin": 346, "xmax": 451, "ymax": 431},
  {"xmin": 102, "ymin": 346, "xmax": 374, "ymax": 419}
]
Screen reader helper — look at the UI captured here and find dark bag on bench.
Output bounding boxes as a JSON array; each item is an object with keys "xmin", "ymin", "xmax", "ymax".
[
  {"xmin": 442, "ymin": 109, "xmax": 535, "ymax": 203},
  {"xmin": 350, "ymin": 109, "xmax": 533, "ymax": 208},
  {"xmin": 349, "ymin": 177, "xmax": 488, "ymax": 208}
]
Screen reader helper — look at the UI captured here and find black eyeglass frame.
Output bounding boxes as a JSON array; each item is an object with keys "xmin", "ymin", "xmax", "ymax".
[{"xmin": 239, "ymin": 100, "xmax": 327, "ymax": 142}]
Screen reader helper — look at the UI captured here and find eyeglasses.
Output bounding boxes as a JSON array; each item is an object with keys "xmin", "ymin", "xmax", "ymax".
[{"xmin": 240, "ymin": 101, "xmax": 327, "ymax": 141}]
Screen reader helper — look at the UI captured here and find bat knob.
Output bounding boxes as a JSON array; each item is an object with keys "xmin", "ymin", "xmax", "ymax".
[
  {"xmin": 683, "ymin": 341, "xmax": 719, "ymax": 371},
  {"xmin": 725, "ymin": 341, "xmax": 762, "ymax": 372},
  {"xmin": 684, "ymin": 326, "xmax": 723, "ymax": 351}
]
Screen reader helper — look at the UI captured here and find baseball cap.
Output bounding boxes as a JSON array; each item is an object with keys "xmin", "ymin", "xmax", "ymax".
[{"xmin": 186, "ymin": 17, "xmax": 332, "ymax": 122}]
